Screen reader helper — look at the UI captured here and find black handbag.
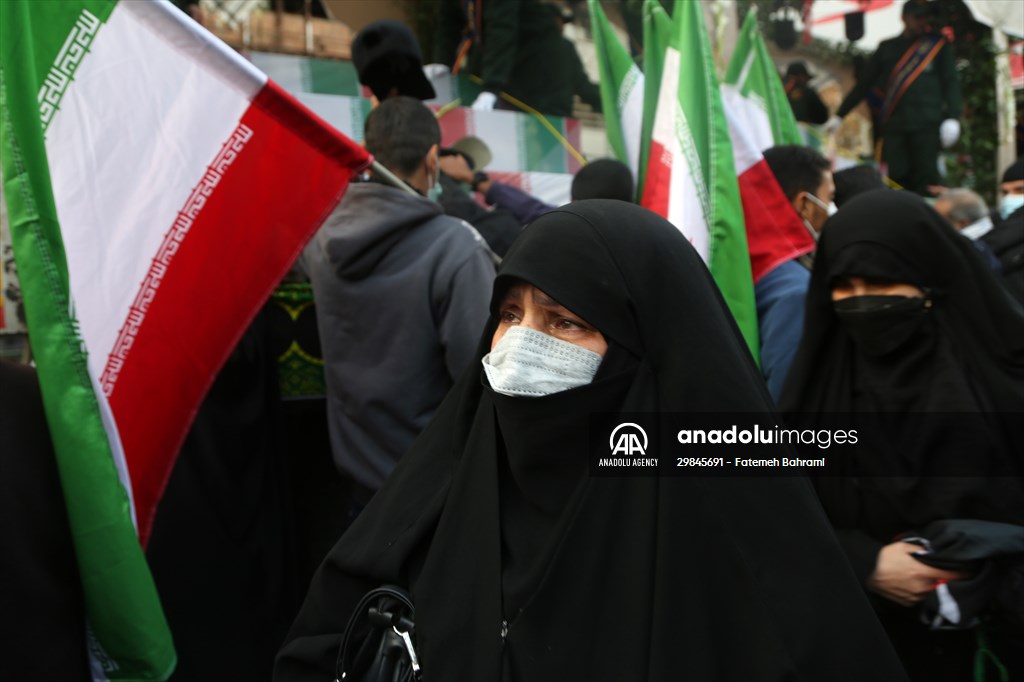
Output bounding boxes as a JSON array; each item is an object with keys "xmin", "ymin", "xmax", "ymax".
[{"xmin": 334, "ymin": 585, "xmax": 421, "ymax": 682}]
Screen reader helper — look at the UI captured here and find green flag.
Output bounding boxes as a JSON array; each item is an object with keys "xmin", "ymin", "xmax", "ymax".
[
  {"xmin": 724, "ymin": 8, "xmax": 803, "ymax": 147},
  {"xmin": 639, "ymin": 0, "xmax": 759, "ymax": 360},
  {"xmin": 588, "ymin": 0, "xmax": 644, "ymax": 178}
]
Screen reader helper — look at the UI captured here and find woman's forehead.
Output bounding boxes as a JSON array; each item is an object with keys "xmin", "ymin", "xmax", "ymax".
[{"xmin": 499, "ymin": 280, "xmax": 565, "ymax": 308}]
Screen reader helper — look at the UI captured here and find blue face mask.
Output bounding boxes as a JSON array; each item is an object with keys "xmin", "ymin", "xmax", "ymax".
[{"xmin": 999, "ymin": 194, "xmax": 1024, "ymax": 220}]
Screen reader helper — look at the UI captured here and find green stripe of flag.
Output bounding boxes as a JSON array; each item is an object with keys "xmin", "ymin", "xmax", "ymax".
[
  {"xmin": 306, "ymin": 57, "xmax": 360, "ymax": 95},
  {"xmin": 0, "ymin": 1, "xmax": 176, "ymax": 680},
  {"xmin": 588, "ymin": 0, "xmax": 642, "ymax": 173},
  {"xmin": 725, "ymin": 8, "xmax": 803, "ymax": 147},
  {"xmin": 674, "ymin": 0, "xmax": 760, "ymax": 361},
  {"xmin": 517, "ymin": 113, "xmax": 570, "ymax": 173}
]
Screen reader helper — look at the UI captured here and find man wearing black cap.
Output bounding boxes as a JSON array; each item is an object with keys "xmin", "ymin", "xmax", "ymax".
[
  {"xmin": 827, "ymin": 0, "xmax": 961, "ymax": 196},
  {"xmin": 351, "ymin": 20, "xmax": 436, "ymax": 104},
  {"xmin": 784, "ymin": 61, "xmax": 829, "ymax": 125}
]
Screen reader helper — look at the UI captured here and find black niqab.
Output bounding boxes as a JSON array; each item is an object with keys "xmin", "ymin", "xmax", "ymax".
[
  {"xmin": 275, "ymin": 200, "xmax": 906, "ymax": 681},
  {"xmin": 780, "ymin": 188, "xmax": 1024, "ymax": 682},
  {"xmin": 781, "ymin": 190, "xmax": 1024, "ymax": 528}
]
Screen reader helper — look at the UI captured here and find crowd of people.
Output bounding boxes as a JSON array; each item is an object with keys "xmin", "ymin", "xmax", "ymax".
[{"xmin": 5, "ymin": 1, "xmax": 1024, "ymax": 681}]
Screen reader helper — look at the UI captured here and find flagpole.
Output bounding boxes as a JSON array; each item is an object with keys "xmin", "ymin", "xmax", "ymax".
[{"xmin": 369, "ymin": 159, "xmax": 420, "ymax": 197}]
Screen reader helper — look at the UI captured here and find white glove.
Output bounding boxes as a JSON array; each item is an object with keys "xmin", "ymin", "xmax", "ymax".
[
  {"xmin": 824, "ymin": 115, "xmax": 842, "ymax": 134},
  {"xmin": 471, "ymin": 91, "xmax": 498, "ymax": 111},
  {"xmin": 940, "ymin": 118, "xmax": 961, "ymax": 149},
  {"xmin": 422, "ymin": 63, "xmax": 450, "ymax": 80}
]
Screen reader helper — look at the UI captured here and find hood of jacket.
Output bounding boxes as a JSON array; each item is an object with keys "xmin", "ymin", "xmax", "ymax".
[{"xmin": 313, "ymin": 182, "xmax": 443, "ymax": 280}]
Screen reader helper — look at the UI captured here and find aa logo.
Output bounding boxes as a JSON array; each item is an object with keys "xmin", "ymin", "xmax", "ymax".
[{"xmin": 609, "ymin": 423, "xmax": 648, "ymax": 456}]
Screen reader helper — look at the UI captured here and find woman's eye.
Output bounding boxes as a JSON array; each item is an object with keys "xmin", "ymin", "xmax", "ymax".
[
  {"xmin": 499, "ymin": 309, "xmax": 520, "ymax": 323},
  {"xmin": 554, "ymin": 317, "xmax": 586, "ymax": 331}
]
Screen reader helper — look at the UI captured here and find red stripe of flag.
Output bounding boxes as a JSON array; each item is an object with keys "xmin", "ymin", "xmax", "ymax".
[
  {"xmin": 738, "ymin": 159, "xmax": 815, "ymax": 283},
  {"xmin": 640, "ymin": 140, "xmax": 671, "ymax": 219},
  {"xmin": 107, "ymin": 81, "xmax": 369, "ymax": 545}
]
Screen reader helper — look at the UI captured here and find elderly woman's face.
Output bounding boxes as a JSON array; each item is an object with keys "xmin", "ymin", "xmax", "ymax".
[
  {"xmin": 492, "ymin": 282, "xmax": 608, "ymax": 356},
  {"xmin": 831, "ymin": 276, "xmax": 924, "ymax": 301}
]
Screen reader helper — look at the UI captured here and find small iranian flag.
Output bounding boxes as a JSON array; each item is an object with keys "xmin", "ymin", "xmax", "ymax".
[
  {"xmin": 0, "ymin": 1, "xmax": 370, "ymax": 680},
  {"xmin": 637, "ymin": 0, "xmax": 673, "ymax": 200},
  {"xmin": 588, "ymin": 0, "xmax": 643, "ymax": 180},
  {"xmin": 722, "ymin": 8, "xmax": 814, "ymax": 282},
  {"xmin": 640, "ymin": 0, "xmax": 759, "ymax": 361},
  {"xmin": 724, "ymin": 8, "xmax": 803, "ymax": 149}
]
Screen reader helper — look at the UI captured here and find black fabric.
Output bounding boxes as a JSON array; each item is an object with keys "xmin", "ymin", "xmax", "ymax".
[
  {"xmin": 147, "ymin": 307, "xmax": 302, "ymax": 681},
  {"xmin": 982, "ymin": 206, "xmax": 1024, "ymax": 304},
  {"xmin": 833, "ymin": 164, "xmax": 888, "ymax": 208},
  {"xmin": 901, "ymin": 520, "xmax": 1024, "ymax": 676},
  {"xmin": 780, "ymin": 189, "xmax": 1024, "ymax": 679},
  {"xmin": 275, "ymin": 199, "xmax": 907, "ymax": 682},
  {"xmin": 832, "ymin": 294, "xmax": 933, "ymax": 358},
  {"xmin": 0, "ymin": 360, "xmax": 91, "ymax": 682},
  {"xmin": 902, "ymin": 520, "xmax": 1024, "ymax": 631}
]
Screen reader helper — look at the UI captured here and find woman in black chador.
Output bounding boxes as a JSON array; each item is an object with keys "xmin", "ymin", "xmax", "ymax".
[
  {"xmin": 275, "ymin": 200, "xmax": 907, "ymax": 681},
  {"xmin": 781, "ymin": 190, "xmax": 1024, "ymax": 681}
]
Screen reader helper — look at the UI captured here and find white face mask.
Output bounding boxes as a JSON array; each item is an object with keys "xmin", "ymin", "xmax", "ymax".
[
  {"xmin": 801, "ymin": 192, "xmax": 837, "ymax": 240},
  {"xmin": 999, "ymin": 194, "xmax": 1024, "ymax": 220},
  {"xmin": 803, "ymin": 191, "xmax": 837, "ymax": 217},
  {"xmin": 802, "ymin": 218, "xmax": 820, "ymax": 242},
  {"xmin": 482, "ymin": 326, "xmax": 603, "ymax": 398}
]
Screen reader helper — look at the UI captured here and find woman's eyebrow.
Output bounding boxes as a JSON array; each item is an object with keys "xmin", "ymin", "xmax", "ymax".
[
  {"xmin": 500, "ymin": 285, "xmax": 526, "ymax": 303},
  {"xmin": 533, "ymin": 290, "xmax": 563, "ymax": 308}
]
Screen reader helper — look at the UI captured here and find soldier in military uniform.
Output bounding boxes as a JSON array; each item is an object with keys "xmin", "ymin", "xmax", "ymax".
[
  {"xmin": 828, "ymin": 0, "xmax": 962, "ymax": 195},
  {"xmin": 433, "ymin": 0, "xmax": 601, "ymax": 118},
  {"xmin": 784, "ymin": 61, "xmax": 829, "ymax": 125}
]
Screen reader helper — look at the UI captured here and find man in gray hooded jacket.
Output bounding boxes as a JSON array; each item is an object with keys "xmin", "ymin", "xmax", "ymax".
[{"xmin": 303, "ymin": 97, "xmax": 495, "ymax": 511}]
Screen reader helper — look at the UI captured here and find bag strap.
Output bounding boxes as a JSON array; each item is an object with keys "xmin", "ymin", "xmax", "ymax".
[{"xmin": 335, "ymin": 585, "xmax": 417, "ymax": 682}]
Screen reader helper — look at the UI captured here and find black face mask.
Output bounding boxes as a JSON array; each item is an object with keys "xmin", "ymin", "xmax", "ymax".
[{"xmin": 833, "ymin": 295, "xmax": 933, "ymax": 357}]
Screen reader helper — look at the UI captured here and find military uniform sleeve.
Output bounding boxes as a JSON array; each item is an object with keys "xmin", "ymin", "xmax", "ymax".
[
  {"xmin": 433, "ymin": 0, "xmax": 465, "ymax": 67},
  {"xmin": 837, "ymin": 49, "xmax": 884, "ymax": 119},
  {"xmin": 938, "ymin": 42, "xmax": 962, "ymax": 120},
  {"xmin": 478, "ymin": 0, "xmax": 520, "ymax": 92}
]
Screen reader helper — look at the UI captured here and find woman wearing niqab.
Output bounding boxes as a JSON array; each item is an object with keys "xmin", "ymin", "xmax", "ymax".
[
  {"xmin": 781, "ymin": 190, "xmax": 1024, "ymax": 680},
  {"xmin": 275, "ymin": 200, "xmax": 907, "ymax": 681}
]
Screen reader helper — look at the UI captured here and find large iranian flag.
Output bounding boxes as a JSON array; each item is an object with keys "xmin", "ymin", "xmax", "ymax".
[
  {"xmin": 722, "ymin": 8, "xmax": 814, "ymax": 282},
  {"xmin": 588, "ymin": 0, "xmax": 643, "ymax": 179},
  {"xmin": 0, "ymin": 1, "xmax": 370, "ymax": 679},
  {"xmin": 640, "ymin": 0, "xmax": 759, "ymax": 360}
]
